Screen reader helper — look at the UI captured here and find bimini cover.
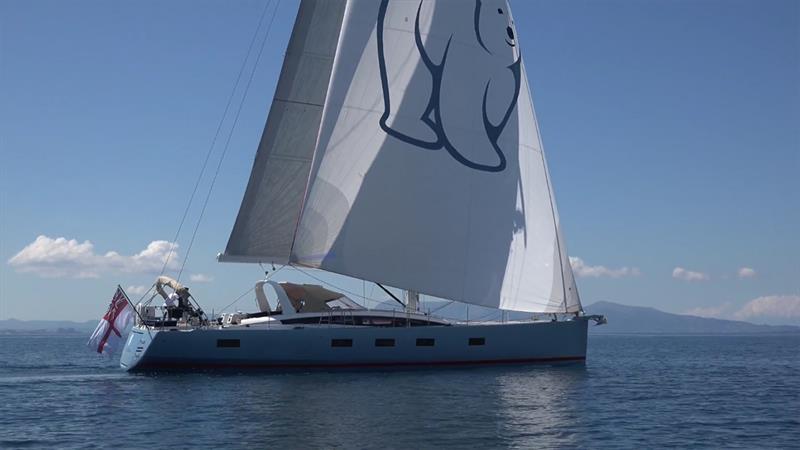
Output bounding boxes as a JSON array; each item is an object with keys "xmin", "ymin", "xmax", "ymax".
[{"xmin": 279, "ymin": 282, "xmax": 347, "ymax": 312}]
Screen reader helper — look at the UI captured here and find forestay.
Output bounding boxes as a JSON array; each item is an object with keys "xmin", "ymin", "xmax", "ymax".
[{"xmin": 224, "ymin": 0, "xmax": 581, "ymax": 314}]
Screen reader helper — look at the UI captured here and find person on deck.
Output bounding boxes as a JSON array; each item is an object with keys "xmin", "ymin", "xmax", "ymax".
[{"xmin": 164, "ymin": 291, "xmax": 182, "ymax": 320}]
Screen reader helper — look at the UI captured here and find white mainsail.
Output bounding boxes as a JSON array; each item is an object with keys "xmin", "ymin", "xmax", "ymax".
[
  {"xmin": 223, "ymin": 0, "xmax": 581, "ymax": 314},
  {"xmin": 222, "ymin": 0, "xmax": 347, "ymax": 262}
]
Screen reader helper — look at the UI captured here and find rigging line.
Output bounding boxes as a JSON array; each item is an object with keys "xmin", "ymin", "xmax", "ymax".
[
  {"xmin": 289, "ymin": 265, "xmax": 388, "ymax": 308},
  {"xmin": 159, "ymin": 0, "xmax": 275, "ymax": 277},
  {"xmin": 131, "ymin": 284, "xmax": 155, "ymax": 306},
  {"xmin": 428, "ymin": 299, "xmax": 455, "ymax": 315},
  {"xmin": 376, "ymin": 283, "xmax": 406, "ymax": 309},
  {"xmin": 177, "ymin": 0, "xmax": 282, "ymax": 282},
  {"xmin": 290, "ymin": 265, "xmax": 376, "ymax": 306},
  {"xmin": 219, "ymin": 264, "xmax": 286, "ymax": 314},
  {"xmin": 470, "ymin": 309, "xmax": 503, "ymax": 323},
  {"xmin": 218, "ymin": 286, "xmax": 256, "ymax": 315}
]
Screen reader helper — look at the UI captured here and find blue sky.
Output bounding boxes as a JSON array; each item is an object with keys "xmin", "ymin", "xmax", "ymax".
[{"xmin": 1, "ymin": 0, "xmax": 797, "ymax": 324}]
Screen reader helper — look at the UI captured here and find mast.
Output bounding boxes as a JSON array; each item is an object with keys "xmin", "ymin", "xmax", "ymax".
[{"xmin": 406, "ymin": 290, "xmax": 419, "ymax": 312}]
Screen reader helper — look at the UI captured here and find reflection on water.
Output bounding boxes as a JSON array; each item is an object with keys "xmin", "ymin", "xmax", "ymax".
[
  {"xmin": 1, "ymin": 335, "xmax": 798, "ymax": 448},
  {"xmin": 496, "ymin": 367, "xmax": 586, "ymax": 448}
]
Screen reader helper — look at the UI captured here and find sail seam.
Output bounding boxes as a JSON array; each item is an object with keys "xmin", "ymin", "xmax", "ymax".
[
  {"xmin": 284, "ymin": 50, "xmax": 336, "ymax": 59},
  {"xmin": 272, "ymin": 98, "xmax": 325, "ymax": 107},
  {"xmin": 287, "ymin": 0, "xmax": 349, "ymax": 263},
  {"xmin": 263, "ymin": 154, "xmax": 313, "ymax": 163}
]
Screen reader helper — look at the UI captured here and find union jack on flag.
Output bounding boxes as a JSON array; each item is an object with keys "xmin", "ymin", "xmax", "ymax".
[{"xmin": 87, "ymin": 286, "xmax": 134, "ymax": 355}]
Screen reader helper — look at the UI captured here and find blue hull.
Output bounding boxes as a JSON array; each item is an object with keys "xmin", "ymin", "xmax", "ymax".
[{"xmin": 120, "ymin": 319, "xmax": 588, "ymax": 371}]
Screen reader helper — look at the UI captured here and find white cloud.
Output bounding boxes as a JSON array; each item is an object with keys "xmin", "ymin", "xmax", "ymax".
[
  {"xmin": 126, "ymin": 285, "xmax": 149, "ymax": 295},
  {"xmin": 672, "ymin": 267, "xmax": 709, "ymax": 282},
  {"xmin": 734, "ymin": 295, "xmax": 800, "ymax": 321},
  {"xmin": 684, "ymin": 295, "xmax": 800, "ymax": 324},
  {"xmin": 8, "ymin": 235, "xmax": 178, "ymax": 279},
  {"xmin": 737, "ymin": 267, "xmax": 756, "ymax": 278},
  {"xmin": 568, "ymin": 257, "xmax": 640, "ymax": 278},
  {"xmin": 189, "ymin": 273, "xmax": 214, "ymax": 283}
]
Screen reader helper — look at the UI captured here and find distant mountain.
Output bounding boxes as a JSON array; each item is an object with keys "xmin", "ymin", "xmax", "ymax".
[
  {"xmin": 0, "ymin": 318, "xmax": 96, "ymax": 335},
  {"xmin": 585, "ymin": 301, "xmax": 800, "ymax": 334}
]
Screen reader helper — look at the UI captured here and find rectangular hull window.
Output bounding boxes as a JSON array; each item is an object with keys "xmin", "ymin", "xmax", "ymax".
[
  {"xmin": 375, "ymin": 338, "xmax": 395, "ymax": 347},
  {"xmin": 468, "ymin": 338, "xmax": 485, "ymax": 346},
  {"xmin": 331, "ymin": 339, "xmax": 353, "ymax": 347},
  {"xmin": 217, "ymin": 339, "xmax": 240, "ymax": 348},
  {"xmin": 416, "ymin": 338, "xmax": 435, "ymax": 347}
]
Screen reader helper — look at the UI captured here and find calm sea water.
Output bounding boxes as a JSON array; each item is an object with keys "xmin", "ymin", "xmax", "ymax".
[{"xmin": 0, "ymin": 334, "xmax": 797, "ymax": 449}]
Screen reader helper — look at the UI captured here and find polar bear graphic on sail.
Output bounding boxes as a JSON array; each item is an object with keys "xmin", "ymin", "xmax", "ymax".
[{"xmin": 377, "ymin": 0, "xmax": 521, "ymax": 173}]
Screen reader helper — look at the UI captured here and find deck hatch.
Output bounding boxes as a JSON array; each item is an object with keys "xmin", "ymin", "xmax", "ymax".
[{"xmin": 217, "ymin": 339, "xmax": 240, "ymax": 348}]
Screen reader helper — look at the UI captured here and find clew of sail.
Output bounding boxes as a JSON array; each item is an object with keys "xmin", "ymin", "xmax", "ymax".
[{"xmin": 222, "ymin": 0, "xmax": 581, "ymax": 314}]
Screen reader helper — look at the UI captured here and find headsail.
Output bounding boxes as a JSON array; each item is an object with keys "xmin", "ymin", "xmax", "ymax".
[
  {"xmin": 221, "ymin": 0, "xmax": 347, "ymax": 264},
  {"xmin": 224, "ymin": 0, "xmax": 581, "ymax": 314}
]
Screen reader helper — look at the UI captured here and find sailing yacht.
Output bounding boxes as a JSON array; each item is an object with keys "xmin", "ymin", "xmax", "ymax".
[{"xmin": 119, "ymin": 0, "xmax": 604, "ymax": 371}]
